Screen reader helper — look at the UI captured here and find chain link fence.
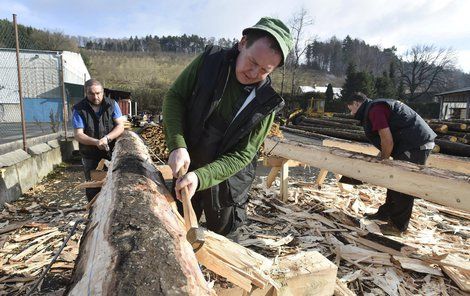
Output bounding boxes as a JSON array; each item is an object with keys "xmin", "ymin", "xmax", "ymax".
[{"xmin": 0, "ymin": 15, "xmax": 81, "ymax": 152}]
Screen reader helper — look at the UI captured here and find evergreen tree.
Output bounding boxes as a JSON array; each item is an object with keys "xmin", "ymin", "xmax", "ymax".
[
  {"xmin": 341, "ymin": 63, "xmax": 376, "ymax": 99},
  {"xmin": 325, "ymin": 83, "xmax": 334, "ymax": 101},
  {"xmin": 375, "ymin": 71, "xmax": 396, "ymax": 98},
  {"xmin": 341, "ymin": 62, "xmax": 358, "ymax": 100}
]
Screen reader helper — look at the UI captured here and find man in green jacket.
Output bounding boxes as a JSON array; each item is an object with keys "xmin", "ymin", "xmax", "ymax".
[{"xmin": 163, "ymin": 17, "xmax": 293, "ymax": 236}]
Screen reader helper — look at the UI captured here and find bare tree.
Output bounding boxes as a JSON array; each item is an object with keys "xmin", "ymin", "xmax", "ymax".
[
  {"xmin": 399, "ymin": 45, "xmax": 455, "ymax": 101},
  {"xmin": 285, "ymin": 8, "xmax": 314, "ymax": 96}
]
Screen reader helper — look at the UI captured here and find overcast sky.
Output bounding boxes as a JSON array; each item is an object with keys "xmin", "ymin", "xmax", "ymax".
[{"xmin": 1, "ymin": 0, "xmax": 469, "ymax": 73}]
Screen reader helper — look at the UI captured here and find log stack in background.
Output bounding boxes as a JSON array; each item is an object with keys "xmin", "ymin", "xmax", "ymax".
[
  {"xmin": 286, "ymin": 113, "xmax": 470, "ymax": 157},
  {"xmin": 137, "ymin": 116, "xmax": 470, "ymax": 158},
  {"xmin": 139, "ymin": 124, "xmax": 170, "ymax": 162}
]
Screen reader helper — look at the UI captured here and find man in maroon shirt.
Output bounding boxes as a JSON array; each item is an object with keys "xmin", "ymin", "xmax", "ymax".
[{"xmin": 345, "ymin": 92, "xmax": 436, "ymax": 235}]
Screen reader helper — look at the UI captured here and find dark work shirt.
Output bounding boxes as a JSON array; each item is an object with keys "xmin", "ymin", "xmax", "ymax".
[{"xmin": 368, "ymin": 103, "xmax": 391, "ymax": 131}]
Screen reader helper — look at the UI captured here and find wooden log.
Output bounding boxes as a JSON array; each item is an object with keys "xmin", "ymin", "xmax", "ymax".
[
  {"xmin": 298, "ymin": 117, "xmax": 363, "ymax": 131},
  {"xmin": 428, "ymin": 123, "xmax": 448, "ymax": 133},
  {"xmin": 215, "ymin": 251, "xmax": 337, "ymax": 296},
  {"xmin": 439, "ymin": 135, "xmax": 458, "ymax": 142},
  {"xmin": 429, "ymin": 120, "xmax": 467, "ymax": 131},
  {"xmin": 282, "ymin": 125, "xmax": 329, "ymax": 141},
  {"xmin": 68, "ymin": 131, "xmax": 214, "ymax": 295},
  {"xmin": 438, "ymin": 130, "xmax": 470, "ymax": 139},
  {"xmin": 443, "ymin": 122, "xmax": 467, "ymax": 131},
  {"xmin": 435, "ymin": 139, "xmax": 470, "ymax": 157},
  {"xmin": 457, "ymin": 137, "xmax": 469, "ymax": 144},
  {"xmin": 322, "ymin": 116, "xmax": 361, "ymax": 125},
  {"xmin": 264, "ymin": 136, "xmax": 470, "ymax": 212},
  {"xmin": 321, "ymin": 138, "xmax": 470, "ymax": 175},
  {"xmin": 330, "ymin": 113, "xmax": 356, "ymax": 120},
  {"xmin": 293, "ymin": 124, "xmax": 368, "ymax": 142}
]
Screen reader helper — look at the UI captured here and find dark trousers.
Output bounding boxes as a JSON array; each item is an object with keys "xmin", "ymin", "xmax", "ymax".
[
  {"xmin": 82, "ymin": 158, "xmax": 102, "ymax": 202},
  {"xmin": 376, "ymin": 149, "xmax": 431, "ymax": 231},
  {"xmin": 173, "ymin": 182, "xmax": 245, "ymax": 236}
]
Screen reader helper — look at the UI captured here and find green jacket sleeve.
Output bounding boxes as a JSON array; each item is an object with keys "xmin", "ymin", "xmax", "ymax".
[
  {"xmin": 162, "ymin": 54, "xmax": 204, "ymax": 151},
  {"xmin": 194, "ymin": 112, "xmax": 275, "ymax": 191}
]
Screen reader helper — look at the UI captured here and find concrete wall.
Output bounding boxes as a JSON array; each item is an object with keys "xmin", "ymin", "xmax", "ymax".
[{"xmin": 0, "ymin": 139, "xmax": 78, "ymax": 206}]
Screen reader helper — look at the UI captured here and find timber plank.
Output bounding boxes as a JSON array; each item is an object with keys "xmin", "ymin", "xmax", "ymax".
[{"xmin": 265, "ymin": 137, "xmax": 470, "ymax": 212}]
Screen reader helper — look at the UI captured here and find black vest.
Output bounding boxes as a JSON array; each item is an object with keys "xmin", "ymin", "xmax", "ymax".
[
  {"xmin": 354, "ymin": 98, "xmax": 436, "ymax": 156},
  {"xmin": 184, "ymin": 45, "xmax": 285, "ymax": 209},
  {"xmin": 73, "ymin": 97, "xmax": 116, "ymax": 159}
]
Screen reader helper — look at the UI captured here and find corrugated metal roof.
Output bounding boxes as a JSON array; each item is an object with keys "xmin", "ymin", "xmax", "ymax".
[{"xmin": 436, "ymin": 87, "xmax": 470, "ymax": 96}]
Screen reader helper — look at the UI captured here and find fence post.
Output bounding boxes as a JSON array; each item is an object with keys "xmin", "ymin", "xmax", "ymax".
[
  {"xmin": 13, "ymin": 14, "xmax": 27, "ymax": 151},
  {"xmin": 60, "ymin": 54, "xmax": 68, "ymax": 140}
]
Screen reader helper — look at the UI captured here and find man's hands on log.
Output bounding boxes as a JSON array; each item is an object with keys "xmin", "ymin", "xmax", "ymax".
[
  {"xmin": 97, "ymin": 136, "xmax": 109, "ymax": 151},
  {"xmin": 169, "ymin": 148, "xmax": 198, "ymax": 200},
  {"xmin": 169, "ymin": 148, "xmax": 190, "ymax": 178},
  {"xmin": 175, "ymin": 172, "xmax": 198, "ymax": 201}
]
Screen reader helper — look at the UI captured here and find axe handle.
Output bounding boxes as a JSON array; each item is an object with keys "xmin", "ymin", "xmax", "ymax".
[{"xmin": 178, "ymin": 169, "xmax": 199, "ymax": 231}]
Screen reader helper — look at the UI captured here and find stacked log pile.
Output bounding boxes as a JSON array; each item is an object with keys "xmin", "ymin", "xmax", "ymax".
[
  {"xmin": 287, "ymin": 114, "xmax": 470, "ymax": 157},
  {"xmin": 427, "ymin": 119, "xmax": 470, "ymax": 157},
  {"xmin": 139, "ymin": 124, "xmax": 169, "ymax": 162}
]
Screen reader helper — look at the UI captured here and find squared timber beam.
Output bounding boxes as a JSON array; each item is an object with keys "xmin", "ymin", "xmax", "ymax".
[{"xmin": 265, "ymin": 137, "xmax": 470, "ymax": 213}]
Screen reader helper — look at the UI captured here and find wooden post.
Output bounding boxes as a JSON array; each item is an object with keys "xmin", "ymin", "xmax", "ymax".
[
  {"xmin": 314, "ymin": 168, "xmax": 328, "ymax": 188},
  {"xmin": 266, "ymin": 167, "xmax": 281, "ymax": 188},
  {"xmin": 60, "ymin": 54, "xmax": 68, "ymax": 139},
  {"xmin": 13, "ymin": 14, "xmax": 27, "ymax": 152},
  {"xmin": 280, "ymin": 160, "xmax": 289, "ymax": 202}
]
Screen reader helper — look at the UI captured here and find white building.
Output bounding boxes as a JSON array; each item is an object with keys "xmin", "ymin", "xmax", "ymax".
[
  {"xmin": 436, "ymin": 87, "xmax": 470, "ymax": 120},
  {"xmin": 298, "ymin": 85, "xmax": 342, "ymax": 99},
  {"xmin": 0, "ymin": 49, "xmax": 90, "ymax": 122}
]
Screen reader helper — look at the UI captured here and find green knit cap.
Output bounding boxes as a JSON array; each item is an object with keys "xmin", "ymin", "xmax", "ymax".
[{"xmin": 242, "ymin": 17, "xmax": 293, "ymax": 65}]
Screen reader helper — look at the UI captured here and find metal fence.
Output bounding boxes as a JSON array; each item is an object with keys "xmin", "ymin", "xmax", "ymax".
[{"xmin": 0, "ymin": 14, "xmax": 75, "ymax": 152}]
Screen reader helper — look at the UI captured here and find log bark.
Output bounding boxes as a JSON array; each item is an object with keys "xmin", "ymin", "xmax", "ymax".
[
  {"xmin": 428, "ymin": 123, "xmax": 448, "ymax": 133},
  {"xmin": 265, "ymin": 136, "xmax": 470, "ymax": 212},
  {"xmin": 298, "ymin": 116, "xmax": 363, "ymax": 131},
  {"xmin": 435, "ymin": 139, "xmax": 470, "ymax": 157},
  {"xmin": 292, "ymin": 124, "xmax": 368, "ymax": 142},
  {"xmin": 325, "ymin": 116, "xmax": 361, "ymax": 125},
  {"xmin": 429, "ymin": 119, "xmax": 468, "ymax": 131},
  {"xmin": 330, "ymin": 113, "xmax": 355, "ymax": 120},
  {"xmin": 281, "ymin": 125, "xmax": 329, "ymax": 141},
  {"xmin": 441, "ymin": 122, "xmax": 467, "ymax": 131},
  {"xmin": 68, "ymin": 131, "xmax": 213, "ymax": 296},
  {"xmin": 439, "ymin": 130, "xmax": 470, "ymax": 139}
]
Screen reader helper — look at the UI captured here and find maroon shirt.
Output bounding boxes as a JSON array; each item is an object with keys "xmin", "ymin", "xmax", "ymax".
[{"xmin": 368, "ymin": 103, "xmax": 391, "ymax": 131}]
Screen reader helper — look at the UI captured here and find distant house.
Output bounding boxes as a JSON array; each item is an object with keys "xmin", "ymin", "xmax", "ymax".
[
  {"xmin": 104, "ymin": 88, "xmax": 136, "ymax": 117},
  {"xmin": 435, "ymin": 87, "xmax": 470, "ymax": 120},
  {"xmin": 298, "ymin": 85, "xmax": 342, "ymax": 99},
  {"xmin": 0, "ymin": 49, "xmax": 90, "ymax": 123}
]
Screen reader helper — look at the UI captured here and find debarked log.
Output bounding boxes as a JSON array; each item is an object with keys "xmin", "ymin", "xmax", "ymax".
[{"xmin": 67, "ymin": 131, "xmax": 214, "ymax": 295}]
